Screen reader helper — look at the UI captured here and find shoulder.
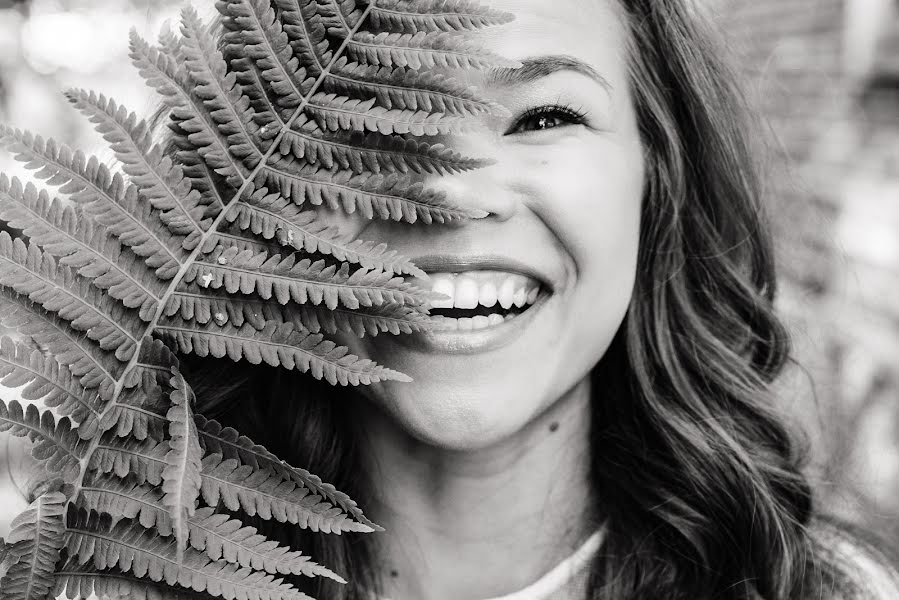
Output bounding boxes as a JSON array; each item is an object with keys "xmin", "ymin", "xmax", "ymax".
[{"xmin": 804, "ymin": 515, "xmax": 899, "ymax": 600}]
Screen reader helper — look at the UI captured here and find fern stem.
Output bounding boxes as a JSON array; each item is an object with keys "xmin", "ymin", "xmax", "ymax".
[{"xmin": 69, "ymin": 0, "xmax": 377, "ymax": 513}]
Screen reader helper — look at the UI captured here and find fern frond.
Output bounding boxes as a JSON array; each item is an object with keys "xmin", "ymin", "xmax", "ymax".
[
  {"xmin": 78, "ymin": 475, "xmax": 172, "ymax": 535},
  {"xmin": 324, "ymin": 57, "xmax": 497, "ymax": 116},
  {"xmin": 129, "ymin": 31, "xmax": 249, "ymax": 188},
  {"xmin": 306, "ymin": 92, "xmax": 464, "ymax": 136},
  {"xmin": 260, "ymin": 155, "xmax": 486, "ymax": 223},
  {"xmin": 161, "ymin": 370, "xmax": 204, "ymax": 563},
  {"xmin": 0, "ymin": 233, "xmax": 142, "ymax": 361},
  {"xmin": 363, "ymin": 0, "xmax": 515, "ymax": 33},
  {"xmin": 0, "ymin": 175, "xmax": 164, "ymax": 320},
  {"xmin": 180, "ymin": 7, "xmax": 267, "ymax": 171},
  {"xmin": 0, "ymin": 491, "xmax": 66, "ymax": 600},
  {"xmin": 219, "ymin": 0, "xmax": 318, "ymax": 107},
  {"xmin": 185, "ymin": 244, "xmax": 427, "ymax": 310},
  {"xmin": 195, "ymin": 415, "xmax": 377, "ymax": 532},
  {"xmin": 65, "ymin": 509, "xmax": 314, "ymax": 600},
  {"xmin": 166, "ymin": 284, "xmax": 430, "ymax": 338},
  {"xmin": 0, "ymin": 288, "xmax": 121, "ymax": 399},
  {"xmin": 276, "ymin": 114, "xmax": 485, "ymax": 174},
  {"xmin": 0, "ymin": 337, "xmax": 103, "ymax": 439},
  {"xmin": 155, "ymin": 318, "xmax": 410, "ymax": 385},
  {"xmin": 54, "ymin": 559, "xmax": 216, "ymax": 600},
  {"xmin": 199, "ymin": 453, "xmax": 353, "ymax": 534},
  {"xmin": 97, "ymin": 339, "xmax": 177, "ymax": 441},
  {"xmin": 0, "ymin": 400, "xmax": 84, "ymax": 480},
  {"xmin": 65, "ymin": 89, "xmax": 213, "ymax": 248},
  {"xmin": 345, "ymin": 30, "xmax": 513, "ymax": 70},
  {"xmin": 0, "ymin": 128, "xmax": 188, "ymax": 279},
  {"xmin": 188, "ymin": 507, "xmax": 344, "ymax": 582},
  {"xmin": 224, "ymin": 190, "xmax": 425, "ymax": 276},
  {"xmin": 91, "ymin": 434, "xmax": 169, "ymax": 486}
]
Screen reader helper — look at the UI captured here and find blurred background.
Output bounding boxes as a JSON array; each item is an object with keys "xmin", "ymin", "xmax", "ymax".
[{"xmin": 0, "ymin": 0, "xmax": 896, "ymax": 542}]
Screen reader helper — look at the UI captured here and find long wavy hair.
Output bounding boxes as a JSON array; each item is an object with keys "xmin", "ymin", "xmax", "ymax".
[{"xmin": 181, "ymin": 1, "xmax": 875, "ymax": 598}]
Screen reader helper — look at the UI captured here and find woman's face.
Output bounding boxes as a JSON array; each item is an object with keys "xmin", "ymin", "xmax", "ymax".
[{"xmin": 331, "ymin": 0, "xmax": 645, "ymax": 450}]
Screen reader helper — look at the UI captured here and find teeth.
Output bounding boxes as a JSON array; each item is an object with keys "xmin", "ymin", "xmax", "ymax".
[
  {"xmin": 426, "ymin": 270, "xmax": 545, "ymax": 312},
  {"xmin": 425, "ymin": 310, "xmax": 521, "ymax": 331},
  {"xmin": 431, "ymin": 278, "xmax": 455, "ymax": 309},
  {"xmin": 498, "ymin": 278, "xmax": 516, "ymax": 309},
  {"xmin": 479, "ymin": 282, "xmax": 498, "ymax": 308},
  {"xmin": 454, "ymin": 276, "xmax": 480, "ymax": 309},
  {"xmin": 512, "ymin": 287, "xmax": 527, "ymax": 308},
  {"xmin": 471, "ymin": 315, "xmax": 490, "ymax": 330}
]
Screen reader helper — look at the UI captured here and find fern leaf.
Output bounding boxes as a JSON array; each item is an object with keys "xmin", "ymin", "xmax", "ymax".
[
  {"xmin": 345, "ymin": 30, "xmax": 512, "ymax": 70},
  {"xmin": 91, "ymin": 434, "xmax": 169, "ymax": 486},
  {"xmin": 0, "ymin": 400, "xmax": 84, "ymax": 480},
  {"xmin": 65, "ymin": 509, "xmax": 314, "ymax": 600},
  {"xmin": 275, "ymin": 114, "xmax": 485, "ymax": 174},
  {"xmin": 324, "ymin": 57, "xmax": 498, "ymax": 116},
  {"xmin": 180, "ymin": 7, "xmax": 267, "ymax": 171},
  {"xmin": 0, "ymin": 175, "xmax": 164, "ymax": 320},
  {"xmin": 0, "ymin": 233, "xmax": 141, "ymax": 361},
  {"xmin": 155, "ymin": 318, "xmax": 410, "ymax": 385},
  {"xmin": 129, "ymin": 31, "xmax": 249, "ymax": 188},
  {"xmin": 364, "ymin": 0, "xmax": 516, "ymax": 33},
  {"xmin": 0, "ymin": 288, "xmax": 121, "ymax": 399},
  {"xmin": 0, "ymin": 127, "xmax": 187, "ymax": 279},
  {"xmin": 260, "ymin": 155, "xmax": 486, "ymax": 223},
  {"xmin": 0, "ymin": 337, "xmax": 103, "ymax": 439},
  {"xmin": 306, "ymin": 92, "xmax": 464, "ymax": 136},
  {"xmin": 227, "ymin": 187, "xmax": 426, "ymax": 276},
  {"xmin": 195, "ymin": 415, "xmax": 377, "ymax": 532},
  {"xmin": 199, "ymin": 452, "xmax": 356, "ymax": 534},
  {"xmin": 188, "ymin": 506, "xmax": 344, "ymax": 582},
  {"xmin": 0, "ymin": 491, "xmax": 66, "ymax": 600},
  {"xmin": 78, "ymin": 474, "xmax": 173, "ymax": 536},
  {"xmin": 161, "ymin": 370, "xmax": 203, "ymax": 563},
  {"xmin": 97, "ymin": 338, "xmax": 177, "ymax": 441},
  {"xmin": 185, "ymin": 243, "xmax": 427, "ymax": 310},
  {"xmin": 167, "ymin": 284, "xmax": 429, "ymax": 339},
  {"xmin": 54, "ymin": 558, "xmax": 216, "ymax": 600},
  {"xmin": 271, "ymin": 0, "xmax": 333, "ymax": 75},
  {"xmin": 65, "ymin": 89, "xmax": 212, "ymax": 249},
  {"xmin": 218, "ymin": 0, "xmax": 318, "ymax": 107}
]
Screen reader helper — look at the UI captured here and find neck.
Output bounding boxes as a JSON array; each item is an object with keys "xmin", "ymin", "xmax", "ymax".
[{"xmin": 358, "ymin": 376, "xmax": 597, "ymax": 600}]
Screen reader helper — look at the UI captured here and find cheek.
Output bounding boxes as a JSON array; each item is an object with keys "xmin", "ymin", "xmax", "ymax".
[
  {"xmin": 517, "ymin": 135, "xmax": 643, "ymax": 356},
  {"xmin": 522, "ymin": 136, "xmax": 644, "ymax": 290}
]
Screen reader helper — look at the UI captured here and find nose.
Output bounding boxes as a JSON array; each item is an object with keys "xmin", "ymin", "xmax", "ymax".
[{"xmin": 422, "ymin": 127, "xmax": 517, "ymax": 224}]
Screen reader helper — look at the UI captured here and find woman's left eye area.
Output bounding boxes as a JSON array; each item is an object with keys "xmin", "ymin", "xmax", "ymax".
[{"xmin": 506, "ymin": 104, "xmax": 587, "ymax": 135}]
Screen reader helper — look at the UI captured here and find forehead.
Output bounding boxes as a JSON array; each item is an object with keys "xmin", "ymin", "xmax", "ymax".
[{"xmin": 475, "ymin": 0, "xmax": 629, "ymax": 80}]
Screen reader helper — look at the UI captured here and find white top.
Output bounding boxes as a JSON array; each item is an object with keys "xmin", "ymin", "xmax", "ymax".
[{"xmin": 377, "ymin": 527, "xmax": 604, "ymax": 600}]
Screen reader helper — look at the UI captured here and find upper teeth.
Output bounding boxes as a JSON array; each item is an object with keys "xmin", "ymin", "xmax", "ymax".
[{"xmin": 428, "ymin": 271, "xmax": 541, "ymax": 310}]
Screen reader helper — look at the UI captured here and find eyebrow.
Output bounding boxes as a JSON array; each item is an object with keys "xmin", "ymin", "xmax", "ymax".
[{"xmin": 486, "ymin": 54, "xmax": 613, "ymax": 93}]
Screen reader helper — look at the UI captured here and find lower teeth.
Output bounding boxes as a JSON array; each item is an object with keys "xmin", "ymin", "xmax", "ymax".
[{"xmin": 427, "ymin": 312, "xmax": 518, "ymax": 331}]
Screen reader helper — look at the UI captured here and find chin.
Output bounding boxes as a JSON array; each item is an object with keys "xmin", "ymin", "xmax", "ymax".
[{"xmin": 367, "ymin": 374, "xmax": 550, "ymax": 452}]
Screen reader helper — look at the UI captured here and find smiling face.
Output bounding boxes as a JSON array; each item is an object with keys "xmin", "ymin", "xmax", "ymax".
[{"xmin": 330, "ymin": 0, "xmax": 645, "ymax": 450}]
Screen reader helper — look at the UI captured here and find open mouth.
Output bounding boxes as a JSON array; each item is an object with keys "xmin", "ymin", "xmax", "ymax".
[{"xmin": 423, "ymin": 270, "xmax": 547, "ymax": 331}]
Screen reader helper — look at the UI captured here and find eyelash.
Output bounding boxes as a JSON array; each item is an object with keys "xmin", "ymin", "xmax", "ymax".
[{"xmin": 508, "ymin": 102, "xmax": 588, "ymax": 135}]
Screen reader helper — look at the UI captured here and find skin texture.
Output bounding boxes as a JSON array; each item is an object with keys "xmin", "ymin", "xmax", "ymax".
[{"xmin": 323, "ymin": 0, "xmax": 647, "ymax": 597}]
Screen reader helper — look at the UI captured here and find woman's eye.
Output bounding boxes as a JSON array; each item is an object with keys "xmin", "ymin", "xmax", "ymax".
[{"xmin": 507, "ymin": 106, "xmax": 586, "ymax": 135}]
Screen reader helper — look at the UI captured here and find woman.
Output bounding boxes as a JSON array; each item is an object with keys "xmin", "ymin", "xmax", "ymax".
[
  {"xmin": 189, "ymin": 0, "xmax": 898, "ymax": 598},
  {"xmin": 2, "ymin": 0, "xmax": 898, "ymax": 599}
]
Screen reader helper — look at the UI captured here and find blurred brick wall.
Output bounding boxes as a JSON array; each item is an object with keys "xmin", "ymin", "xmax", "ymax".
[{"xmin": 708, "ymin": 0, "xmax": 899, "ymax": 541}]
